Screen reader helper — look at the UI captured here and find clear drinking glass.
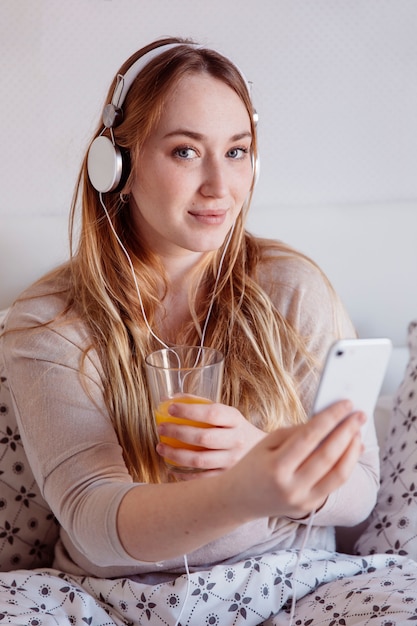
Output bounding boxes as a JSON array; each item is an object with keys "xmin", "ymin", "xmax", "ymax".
[{"xmin": 145, "ymin": 346, "xmax": 224, "ymax": 472}]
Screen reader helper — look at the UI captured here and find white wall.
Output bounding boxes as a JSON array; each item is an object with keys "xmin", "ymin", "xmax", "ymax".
[{"xmin": 1, "ymin": 1, "xmax": 417, "ymax": 370}]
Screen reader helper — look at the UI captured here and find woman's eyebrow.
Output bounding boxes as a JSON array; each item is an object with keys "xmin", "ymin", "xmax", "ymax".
[{"xmin": 163, "ymin": 129, "xmax": 252, "ymax": 142}]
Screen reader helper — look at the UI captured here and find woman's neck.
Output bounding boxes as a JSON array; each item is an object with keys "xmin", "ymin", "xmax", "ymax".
[{"xmin": 155, "ymin": 252, "xmax": 208, "ymax": 345}]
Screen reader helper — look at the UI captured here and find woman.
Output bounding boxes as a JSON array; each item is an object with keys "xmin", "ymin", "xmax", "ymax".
[{"xmin": 1, "ymin": 36, "xmax": 416, "ymax": 625}]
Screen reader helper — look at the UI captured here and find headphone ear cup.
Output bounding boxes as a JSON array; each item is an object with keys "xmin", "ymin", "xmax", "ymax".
[
  {"xmin": 87, "ymin": 135, "xmax": 129, "ymax": 193},
  {"xmin": 251, "ymin": 152, "xmax": 260, "ymax": 188}
]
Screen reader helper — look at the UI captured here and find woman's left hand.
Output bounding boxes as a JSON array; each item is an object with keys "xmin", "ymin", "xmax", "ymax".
[{"xmin": 156, "ymin": 401, "xmax": 267, "ymax": 475}]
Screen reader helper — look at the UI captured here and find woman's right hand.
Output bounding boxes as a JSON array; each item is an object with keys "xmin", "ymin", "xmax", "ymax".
[{"xmin": 221, "ymin": 400, "xmax": 365, "ymax": 521}]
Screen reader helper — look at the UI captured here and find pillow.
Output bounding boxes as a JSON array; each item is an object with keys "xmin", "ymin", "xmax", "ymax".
[
  {"xmin": 355, "ymin": 320, "xmax": 417, "ymax": 557},
  {"xmin": 0, "ymin": 309, "xmax": 60, "ymax": 571}
]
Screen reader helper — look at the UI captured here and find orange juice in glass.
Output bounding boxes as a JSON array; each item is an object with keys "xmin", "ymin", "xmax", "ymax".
[
  {"xmin": 155, "ymin": 396, "xmax": 213, "ymax": 451},
  {"xmin": 145, "ymin": 347, "xmax": 224, "ymax": 472}
]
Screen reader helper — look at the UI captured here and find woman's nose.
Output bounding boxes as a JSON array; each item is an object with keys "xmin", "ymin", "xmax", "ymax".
[{"xmin": 199, "ymin": 158, "xmax": 228, "ymax": 198}]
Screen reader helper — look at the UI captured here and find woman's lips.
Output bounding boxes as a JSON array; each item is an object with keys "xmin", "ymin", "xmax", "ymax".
[{"xmin": 188, "ymin": 210, "xmax": 227, "ymax": 225}]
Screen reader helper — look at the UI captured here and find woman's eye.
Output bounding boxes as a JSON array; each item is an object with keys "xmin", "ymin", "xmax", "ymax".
[
  {"xmin": 227, "ymin": 147, "xmax": 249, "ymax": 159},
  {"xmin": 174, "ymin": 147, "xmax": 197, "ymax": 159}
]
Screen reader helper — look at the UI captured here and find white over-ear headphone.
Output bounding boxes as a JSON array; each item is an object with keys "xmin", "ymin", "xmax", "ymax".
[{"xmin": 87, "ymin": 42, "xmax": 259, "ymax": 193}]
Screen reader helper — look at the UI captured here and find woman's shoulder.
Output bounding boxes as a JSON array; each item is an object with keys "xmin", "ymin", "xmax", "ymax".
[
  {"xmin": 4, "ymin": 267, "xmax": 72, "ymax": 330},
  {"xmin": 247, "ymin": 234, "xmax": 355, "ymax": 338},
  {"xmin": 248, "ymin": 235, "xmax": 327, "ymax": 293},
  {"xmin": 1, "ymin": 266, "xmax": 99, "ymax": 379}
]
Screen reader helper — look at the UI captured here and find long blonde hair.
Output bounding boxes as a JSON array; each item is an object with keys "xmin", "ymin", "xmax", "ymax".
[{"xmin": 53, "ymin": 38, "xmax": 321, "ymax": 482}]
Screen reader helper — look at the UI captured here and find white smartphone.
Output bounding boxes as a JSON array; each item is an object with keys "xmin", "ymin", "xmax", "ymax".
[{"xmin": 312, "ymin": 338, "xmax": 392, "ymax": 432}]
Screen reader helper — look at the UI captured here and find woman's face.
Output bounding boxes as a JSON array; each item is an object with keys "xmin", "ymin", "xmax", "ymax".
[{"xmin": 129, "ymin": 72, "xmax": 253, "ymax": 263}]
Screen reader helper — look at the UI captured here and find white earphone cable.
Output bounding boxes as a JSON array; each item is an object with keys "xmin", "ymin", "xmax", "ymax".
[
  {"xmin": 173, "ymin": 553, "xmax": 191, "ymax": 626},
  {"xmin": 99, "ymin": 192, "xmax": 170, "ymax": 349},
  {"xmin": 99, "ymin": 192, "xmax": 235, "ymax": 625},
  {"xmin": 287, "ymin": 508, "xmax": 317, "ymax": 626},
  {"xmin": 197, "ymin": 219, "xmax": 235, "ymax": 359},
  {"xmin": 99, "ymin": 192, "xmax": 234, "ymax": 354}
]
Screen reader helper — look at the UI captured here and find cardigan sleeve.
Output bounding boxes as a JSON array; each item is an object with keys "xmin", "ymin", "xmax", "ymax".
[{"xmin": 1, "ymin": 295, "xmax": 143, "ymax": 571}]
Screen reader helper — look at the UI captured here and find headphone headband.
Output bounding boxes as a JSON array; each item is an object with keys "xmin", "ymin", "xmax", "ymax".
[
  {"xmin": 87, "ymin": 41, "xmax": 257, "ymax": 193},
  {"xmin": 113, "ymin": 43, "xmax": 199, "ymax": 110},
  {"xmin": 103, "ymin": 43, "xmax": 200, "ymax": 128}
]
